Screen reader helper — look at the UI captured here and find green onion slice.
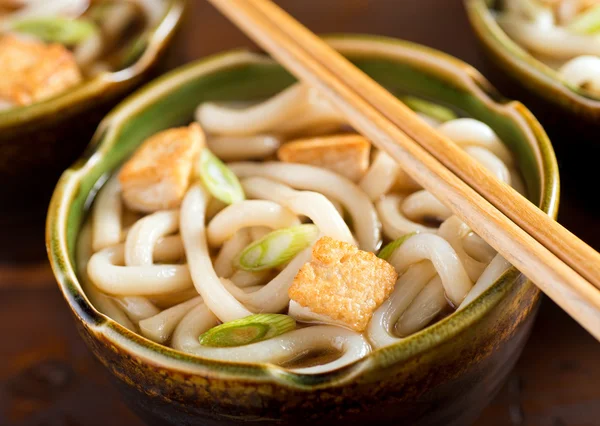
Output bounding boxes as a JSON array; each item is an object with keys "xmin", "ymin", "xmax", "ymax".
[
  {"xmin": 119, "ymin": 33, "xmax": 148, "ymax": 68},
  {"xmin": 199, "ymin": 314, "xmax": 296, "ymax": 347},
  {"xmin": 378, "ymin": 232, "xmax": 417, "ymax": 260},
  {"xmin": 567, "ymin": 5, "xmax": 600, "ymax": 34},
  {"xmin": 402, "ymin": 96, "xmax": 458, "ymax": 123},
  {"xmin": 197, "ymin": 148, "xmax": 245, "ymax": 204},
  {"xmin": 236, "ymin": 224, "xmax": 319, "ymax": 271},
  {"xmin": 8, "ymin": 17, "xmax": 99, "ymax": 45}
]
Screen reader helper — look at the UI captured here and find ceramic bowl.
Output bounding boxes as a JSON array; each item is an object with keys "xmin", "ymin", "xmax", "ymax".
[
  {"xmin": 464, "ymin": 0, "xmax": 597, "ymax": 207},
  {"xmin": 0, "ymin": 0, "xmax": 185, "ymax": 214},
  {"xmin": 46, "ymin": 34, "xmax": 559, "ymax": 426}
]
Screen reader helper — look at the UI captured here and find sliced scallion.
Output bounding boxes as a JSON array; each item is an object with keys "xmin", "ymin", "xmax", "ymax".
[
  {"xmin": 120, "ymin": 33, "xmax": 148, "ymax": 68},
  {"xmin": 566, "ymin": 5, "xmax": 600, "ymax": 34},
  {"xmin": 199, "ymin": 314, "xmax": 296, "ymax": 347},
  {"xmin": 236, "ymin": 224, "xmax": 318, "ymax": 271},
  {"xmin": 378, "ymin": 232, "xmax": 417, "ymax": 260},
  {"xmin": 402, "ymin": 96, "xmax": 458, "ymax": 123},
  {"xmin": 197, "ymin": 148, "xmax": 245, "ymax": 204},
  {"xmin": 9, "ymin": 17, "xmax": 99, "ymax": 45}
]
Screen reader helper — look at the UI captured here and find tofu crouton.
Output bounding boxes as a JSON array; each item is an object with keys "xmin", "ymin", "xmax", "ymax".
[
  {"xmin": 0, "ymin": 35, "xmax": 82, "ymax": 106},
  {"xmin": 277, "ymin": 134, "xmax": 370, "ymax": 182},
  {"xmin": 288, "ymin": 236, "xmax": 397, "ymax": 332},
  {"xmin": 119, "ymin": 123, "xmax": 205, "ymax": 212}
]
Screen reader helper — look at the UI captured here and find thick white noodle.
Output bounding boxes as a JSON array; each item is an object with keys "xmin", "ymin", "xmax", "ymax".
[
  {"xmin": 8, "ymin": 0, "xmax": 89, "ymax": 19},
  {"xmin": 559, "ymin": 55, "xmax": 600, "ymax": 93},
  {"xmin": 220, "ymin": 249, "xmax": 312, "ymax": 313},
  {"xmin": 368, "ymin": 262, "xmax": 437, "ymax": 348},
  {"xmin": 150, "ymin": 287, "xmax": 198, "ymax": 309},
  {"xmin": 395, "ymin": 276, "xmax": 447, "ymax": 336},
  {"xmin": 92, "ymin": 175, "xmax": 122, "ymax": 252},
  {"xmin": 463, "ymin": 232, "xmax": 496, "ymax": 263},
  {"xmin": 125, "ymin": 210, "xmax": 179, "ymax": 266},
  {"xmin": 458, "ymin": 255, "xmax": 512, "ymax": 309},
  {"xmin": 195, "ymin": 83, "xmax": 344, "ymax": 137},
  {"xmin": 229, "ymin": 269, "xmax": 272, "ymax": 288},
  {"xmin": 241, "ymin": 177, "xmax": 354, "ymax": 244},
  {"xmin": 437, "ymin": 118, "xmax": 514, "ymax": 166},
  {"xmin": 207, "ymin": 200, "xmax": 299, "ymax": 247},
  {"xmin": 77, "ymin": 223, "xmax": 136, "ymax": 331},
  {"xmin": 74, "ymin": 32, "xmax": 104, "ymax": 69},
  {"xmin": 172, "ymin": 304, "xmax": 370, "ymax": 374},
  {"xmin": 401, "ymin": 190, "xmax": 452, "ymax": 223},
  {"xmin": 359, "ymin": 151, "xmax": 399, "ymax": 201},
  {"xmin": 180, "ymin": 184, "xmax": 252, "ymax": 321},
  {"xmin": 464, "ymin": 146, "xmax": 511, "ymax": 184},
  {"xmin": 87, "ymin": 244, "xmax": 193, "ymax": 296},
  {"xmin": 139, "ymin": 296, "xmax": 203, "ymax": 344},
  {"xmin": 152, "ymin": 235, "xmax": 186, "ymax": 261},
  {"xmin": 230, "ymin": 162, "xmax": 381, "ymax": 252},
  {"xmin": 249, "ymin": 226, "xmax": 271, "ymax": 241},
  {"xmin": 376, "ymin": 193, "xmax": 437, "ymax": 240},
  {"xmin": 438, "ymin": 216, "xmax": 488, "ymax": 282},
  {"xmin": 386, "ymin": 233, "xmax": 472, "ymax": 306},
  {"xmin": 113, "ymin": 296, "xmax": 159, "ymax": 322},
  {"xmin": 213, "ymin": 230, "xmax": 251, "ymax": 278},
  {"xmin": 120, "ymin": 210, "xmax": 180, "ymax": 322},
  {"xmin": 207, "ymin": 135, "xmax": 281, "ymax": 161},
  {"xmin": 497, "ymin": 16, "xmax": 600, "ymax": 59},
  {"xmin": 503, "ymin": 0, "xmax": 555, "ymax": 27}
]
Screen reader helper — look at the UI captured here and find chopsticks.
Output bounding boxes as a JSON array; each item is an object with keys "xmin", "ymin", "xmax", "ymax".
[{"xmin": 207, "ymin": 0, "xmax": 600, "ymax": 339}]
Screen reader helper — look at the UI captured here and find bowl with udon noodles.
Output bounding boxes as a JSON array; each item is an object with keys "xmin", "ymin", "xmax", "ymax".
[
  {"xmin": 464, "ymin": 0, "xmax": 600, "ymax": 205},
  {"xmin": 0, "ymin": 0, "xmax": 184, "ymax": 212},
  {"xmin": 47, "ymin": 34, "xmax": 559, "ymax": 426}
]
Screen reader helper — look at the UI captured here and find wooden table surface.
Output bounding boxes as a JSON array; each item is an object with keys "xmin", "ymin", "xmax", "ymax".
[{"xmin": 2, "ymin": 1, "xmax": 599, "ymax": 425}]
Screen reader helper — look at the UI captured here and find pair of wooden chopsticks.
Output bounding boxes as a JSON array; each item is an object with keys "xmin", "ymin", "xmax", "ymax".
[{"xmin": 207, "ymin": 0, "xmax": 600, "ymax": 339}]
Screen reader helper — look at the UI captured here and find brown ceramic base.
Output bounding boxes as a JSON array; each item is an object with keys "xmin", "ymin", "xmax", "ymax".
[{"xmin": 75, "ymin": 277, "xmax": 540, "ymax": 426}]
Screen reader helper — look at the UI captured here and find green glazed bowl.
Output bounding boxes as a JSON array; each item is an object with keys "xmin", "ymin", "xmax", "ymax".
[
  {"xmin": 464, "ymin": 0, "xmax": 597, "ymax": 206},
  {"xmin": 46, "ymin": 35, "xmax": 559, "ymax": 426},
  {"xmin": 0, "ymin": 0, "xmax": 185, "ymax": 214}
]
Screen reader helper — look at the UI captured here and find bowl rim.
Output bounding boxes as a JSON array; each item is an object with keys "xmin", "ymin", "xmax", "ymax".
[
  {"xmin": 465, "ymin": 0, "xmax": 600, "ymax": 112},
  {"xmin": 0, "ymin": 0, "xmax": 186, "ymax": 130},
  {"xmin": 46, "ymin": 33, "xmax": 560, "ymax": 389}
]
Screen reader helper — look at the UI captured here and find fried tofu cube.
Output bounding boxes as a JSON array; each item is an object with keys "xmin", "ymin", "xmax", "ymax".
[
  {"xmin": 0, "ymin": 35, "xmax": 82, "ymax": 106},
  {"xmin": 288, "ymin": 236, "xmax": 397, "ymax": 332},
  {"xmin": 277, "ymin": 134, "xmax": 370, "ymax": 182},
  {"xmin": 119, "ymin": 123, "xmax": 205, "ymax": 212}
]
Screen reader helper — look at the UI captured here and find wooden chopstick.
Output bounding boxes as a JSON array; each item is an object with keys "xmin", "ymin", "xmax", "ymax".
[
  {"xmin": 243, "ymin": 0, "xmax": 600, "ymax": 290},
  {"xmin": 207, "ymin": 0, "xmax": 600, "ymax": 339},
  {"xmin": 247, "ymin": 0, "xmax": 600, "ymax": 290}
]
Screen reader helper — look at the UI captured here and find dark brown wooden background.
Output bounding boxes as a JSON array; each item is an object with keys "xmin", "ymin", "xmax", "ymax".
[{"xmin": 1, "ymin": 1, "xmax": 599, "ymax": 425}]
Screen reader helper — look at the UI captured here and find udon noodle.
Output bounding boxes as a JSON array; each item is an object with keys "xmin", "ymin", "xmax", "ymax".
[
  {"xmin": 495, "ymin": 0, "xmax": 600, "ymax": 96},
  {"xmin": 79, "ymin": 83, "xmax": 523, "ymax": 373},
  {"xmin": 0, "ymin": 0, "xmax": 166, "ymax": 110}
]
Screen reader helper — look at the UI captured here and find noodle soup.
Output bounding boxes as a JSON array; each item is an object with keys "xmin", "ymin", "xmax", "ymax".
[
  {"xmin": 494, "ymin": 0, "xmax": 600, "ymax": 96},
  {"xmin": 79, "ymin": 82, "xmax": 525, "ymax": 374},
  {"xmin": 0, "ymin": 0, "xmax": 167, "ymax": 111}
]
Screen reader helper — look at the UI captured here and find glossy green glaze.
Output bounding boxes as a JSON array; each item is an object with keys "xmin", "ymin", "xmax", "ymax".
[
  {"xmin": 0, "ymin": 0, "xmax": 185, "ymax": 212},
  {"xmin": 47, "ymin": 35, "xmax": 560, "ymax": 426}
]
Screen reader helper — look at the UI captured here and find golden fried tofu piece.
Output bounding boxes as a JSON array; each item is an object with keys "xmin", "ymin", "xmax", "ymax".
[
  {"xmin": 119, "ymin": 123, "xmax": 205, "ymax": 212},
  {"xmin": 0, "ymin": 35, "xmax": 82, "ymax": 106},
  {"xmin": 288, "ymin": 236, "xmax": 397, "ymax": 332},
  {"xmin": 277, "ymin": 134, "xmax": 370, "ymax": 182}
]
